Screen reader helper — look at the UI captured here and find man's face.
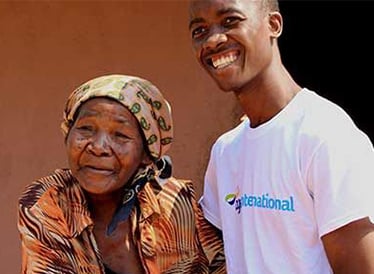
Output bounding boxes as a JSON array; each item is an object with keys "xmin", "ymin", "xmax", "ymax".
[
  {"xmin": 66, "ymin": 98, "xmax": 148, "ymax": 195},
  {"xmin": 189, "ymin": 0, "xmax": 273, "ymax": 92}
]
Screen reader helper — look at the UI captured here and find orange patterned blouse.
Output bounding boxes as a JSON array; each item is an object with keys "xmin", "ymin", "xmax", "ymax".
[{"xmin": 18, "ymin": 169, "xmax": 226, "ymax": 274}]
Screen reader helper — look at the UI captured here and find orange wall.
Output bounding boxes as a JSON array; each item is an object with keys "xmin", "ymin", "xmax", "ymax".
[{"xmin": 0, "ymin": 1, "xmax": 240, "ymax": 271}]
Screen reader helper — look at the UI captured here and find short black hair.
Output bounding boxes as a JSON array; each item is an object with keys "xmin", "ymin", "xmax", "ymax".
[{"xmin": 265, "ymin": 0, "xmax": 279, "ymax": 12}]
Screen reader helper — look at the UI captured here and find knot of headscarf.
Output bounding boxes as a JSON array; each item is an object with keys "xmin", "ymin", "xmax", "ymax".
[
  {"xmin": 106, "ymin": 156, "xmax": 172, "ymax": 235},
  {"xmin": 61, "ymin": 74, "xmax": 173, "ymax": 160}
]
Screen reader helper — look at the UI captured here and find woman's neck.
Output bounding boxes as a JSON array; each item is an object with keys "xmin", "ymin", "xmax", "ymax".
[{"xmin": 85, "ymin": 189, "xmax": 124, "ymax": 223}]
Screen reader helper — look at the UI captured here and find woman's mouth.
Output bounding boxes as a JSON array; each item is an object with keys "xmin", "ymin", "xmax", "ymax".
[{"xmin": 84, "ymin": 166, "xmax": 114, "ymax": 175}]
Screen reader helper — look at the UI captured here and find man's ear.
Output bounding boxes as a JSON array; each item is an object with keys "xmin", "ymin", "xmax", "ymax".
[{"xmin": 268, "ymin": 11, "xmax": 283, "ymax": 38}]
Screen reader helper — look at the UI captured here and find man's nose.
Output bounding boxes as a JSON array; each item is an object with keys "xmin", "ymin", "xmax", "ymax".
[{"xmin": 203, "ymin": 28, "xmax": 228, "ymax": 50}]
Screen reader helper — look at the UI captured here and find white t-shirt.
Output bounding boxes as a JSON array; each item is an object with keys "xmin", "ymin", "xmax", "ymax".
[{"xmin": 200, "ymin": 88, "xmax": 374, "ymax": 274}]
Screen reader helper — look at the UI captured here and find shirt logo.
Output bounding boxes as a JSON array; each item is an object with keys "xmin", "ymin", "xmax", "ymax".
[{"xmin": 225, "ymin": 189, "xmax": 295, "ymax": 214}]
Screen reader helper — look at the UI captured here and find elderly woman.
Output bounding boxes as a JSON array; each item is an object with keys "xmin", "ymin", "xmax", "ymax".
[{"xmin": 18, "ymin": 74, "xmax": 225, "ymax": 274}]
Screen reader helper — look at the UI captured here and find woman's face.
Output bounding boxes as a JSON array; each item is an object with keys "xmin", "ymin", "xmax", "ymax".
[{"xmin": 66, "ymin": 97, "xmax": 149, "ymax": 195}]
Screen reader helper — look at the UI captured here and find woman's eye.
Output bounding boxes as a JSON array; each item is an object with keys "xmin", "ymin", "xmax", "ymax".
[
  {"xmin": 114, "ymin": 132, "xmax": 129, "ymax": 139},
  {"xmin": 76, "ymin": 125, "xmax": 93, "ymax": 132},
  {"xmin": 73, "ymin": 124, "xmax": 95, "ymax": 137}
]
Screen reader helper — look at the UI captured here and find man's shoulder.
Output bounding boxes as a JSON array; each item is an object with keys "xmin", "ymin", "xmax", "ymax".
[
  {"xmin": 301, "ymin": 89, "xmax": 360, "ymax": 139},
  {"xmin": 215, "ymin": 118, "xmax": 248, "ymax": 145}
]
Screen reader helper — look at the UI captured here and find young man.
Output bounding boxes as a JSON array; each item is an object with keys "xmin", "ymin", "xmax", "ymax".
[{"xmin": 189, "ymin": 0, "xmax": 374, "ymax": 273}]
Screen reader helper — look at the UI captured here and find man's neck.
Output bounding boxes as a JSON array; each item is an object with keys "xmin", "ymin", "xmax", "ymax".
[{"xmin": 235, "ymin": 65, "xmax": 301, "ymax": 128}]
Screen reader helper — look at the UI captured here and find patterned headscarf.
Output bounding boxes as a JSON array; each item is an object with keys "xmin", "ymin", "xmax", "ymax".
[{"xmin": 61, "ymin": 74, "xmax": 173, "ymax": 160}]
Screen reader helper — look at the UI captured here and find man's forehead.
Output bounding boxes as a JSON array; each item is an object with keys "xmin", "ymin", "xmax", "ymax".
[
  {"xmin": 189, "ymin": 0, "xmax": 262, "ymax": 14},
  {"xmin": 189, "ymin": 0, "xmax": 262, "ymax": 21},
  {"xmin": 189, "ymin": 0, "xmax": 262, "ymax": 6},
  {"xmin": 189, "ymin": 0, "xmax": 238, "ymax": 9}
]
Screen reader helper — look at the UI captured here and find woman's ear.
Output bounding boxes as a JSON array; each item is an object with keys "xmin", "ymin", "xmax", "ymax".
[
  {"xmin": 268, "ymin": 11, "xmax": 283, "ymax": 38},
  {"xmin": 141, "ymin": 152, "xmax": 153, "ymax": 166}
]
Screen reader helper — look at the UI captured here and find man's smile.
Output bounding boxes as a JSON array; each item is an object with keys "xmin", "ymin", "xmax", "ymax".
[{"xmin": 210, "ymin": 50, "xmax": 239, "ymax": 69}]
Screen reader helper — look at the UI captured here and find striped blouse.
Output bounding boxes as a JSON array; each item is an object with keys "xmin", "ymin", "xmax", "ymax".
[{"xmin": 18, "ymin": 169, "xmax": 226, "ymax": 274}]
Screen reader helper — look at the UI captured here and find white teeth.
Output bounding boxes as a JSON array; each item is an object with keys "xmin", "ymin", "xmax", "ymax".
[{"xmin": 212, "ymin": 53, "xmax": 238, "ymax": 69}]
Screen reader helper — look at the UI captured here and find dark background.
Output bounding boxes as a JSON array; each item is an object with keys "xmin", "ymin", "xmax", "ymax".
[{"xmin": 280, "ymin": 1, "xmax": 374, "ymax": 141}]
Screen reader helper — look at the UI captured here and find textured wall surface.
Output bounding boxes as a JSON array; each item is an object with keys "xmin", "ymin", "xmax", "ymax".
[{"xmin": 0, "ymin": 1, "xmax": 240, "ymax": 271}]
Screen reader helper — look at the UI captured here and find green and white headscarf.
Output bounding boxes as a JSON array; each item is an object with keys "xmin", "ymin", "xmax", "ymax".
[{"xmin": 61, "ymin": 74, "xmax": 173, "ymax": 161}]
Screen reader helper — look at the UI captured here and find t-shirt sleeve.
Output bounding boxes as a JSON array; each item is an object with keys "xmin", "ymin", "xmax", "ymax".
[
  {"xmin": 308, "ymin": 125, "xmax": 374, "ymax": 237},
  {"xmin": 199, "ymin": 144, "xmax": 222, "ymax": 230}
]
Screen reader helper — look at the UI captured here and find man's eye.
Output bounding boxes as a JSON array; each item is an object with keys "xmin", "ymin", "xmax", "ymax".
[
  {"xmin": 223, "ymin": 16, "xmax": 242, "ymax": 27},
  {"xmin": 191, "ymin": 26, "xmax": 207, "ymax": 39}
]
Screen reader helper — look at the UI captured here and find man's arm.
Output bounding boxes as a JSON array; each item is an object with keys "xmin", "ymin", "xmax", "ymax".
[{"xmin": 322, "ymin": 217, "xmax": 374, "ymax": 274}]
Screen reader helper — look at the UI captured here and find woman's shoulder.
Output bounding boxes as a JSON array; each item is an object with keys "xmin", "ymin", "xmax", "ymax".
[
  {"xmin": 161, "ymin": 177, "xmax": 195, "ymax": 194},
  {"xmin": 154, "ymin": 177, "xmax": 200, "ymax": 210},
  {"xmin": 18, "ymin": 168, "xmax": 90, "ymax": 238},
  {"xmin": 168, "ymin": 176, "xmax": 193, "ymax": 186},
  {"xmin": 18, "ymin": 168, "xmax": 74, "ymax": 209}
]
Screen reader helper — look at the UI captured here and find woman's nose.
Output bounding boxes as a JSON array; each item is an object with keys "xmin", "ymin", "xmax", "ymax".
[{"xmin": 87, "ymin": 133, "xmax": 111, "ymax": 156}]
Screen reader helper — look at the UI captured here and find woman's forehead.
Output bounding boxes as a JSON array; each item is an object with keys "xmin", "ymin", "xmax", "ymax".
[{"xmin": 76, "ymin": 98, "xmax": 135, "ymax": 123}]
